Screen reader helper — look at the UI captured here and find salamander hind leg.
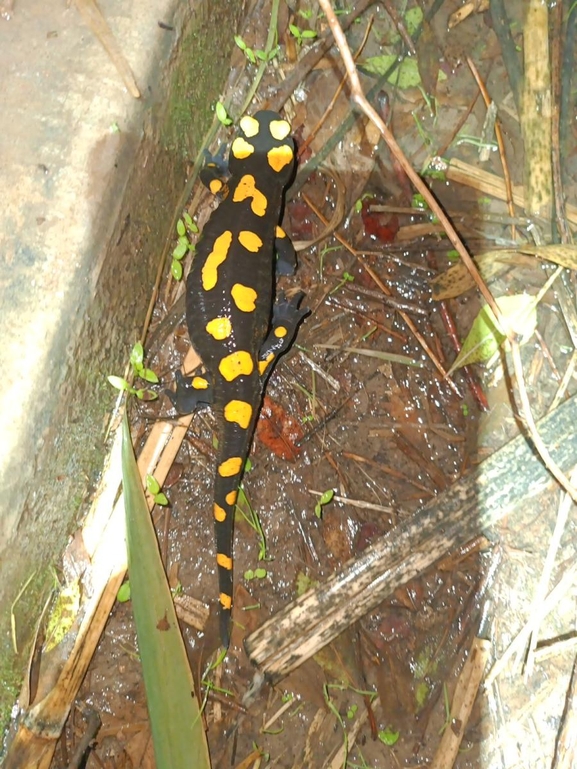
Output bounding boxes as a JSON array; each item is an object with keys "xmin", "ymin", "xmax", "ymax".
[
  {"xmin": 275, "ymin": 226, "xmax": 297, "ymax": 276},
  {"xmin": 166, "ymin": 369, "xmax": 213, "ymax": 414},
  {"xmin": 258, "ymin": 291, "xmax": 309, "ymax": 377}
]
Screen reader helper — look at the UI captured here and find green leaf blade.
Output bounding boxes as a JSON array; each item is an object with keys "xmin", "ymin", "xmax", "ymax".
[{"xmin": 121, "ymin": 414, "xmax": 211, "ymax": 769}]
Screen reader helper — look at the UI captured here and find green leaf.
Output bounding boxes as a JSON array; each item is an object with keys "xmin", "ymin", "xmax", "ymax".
[
  {"xmin": 146, "ymin": 474, "xmax": 160, "ymax": 495},
  {"xmin": 319, "ymin": 489, "xmax": 334, "ymax": 505},
  {"xmin": 234, "ymin": 35, "xmax": 246, "ymax": 51},
  {"xmin": 130, "ymin": 342, "xmax": 144, "ymax": 367},
  {"xmin": 122, "ymin": 414, "xmax": 211, "ymax": 769},
  {"xmin": 254, "ymin": 567, "xmax": 267, "ymax": 579},
  {"xmin": 117, "ymin": 582, "xmax": 131, "ymax": 602},
  {"xmin": 363, "ymin": 55, "xmax": 446, "ymax": 89},
  {"xmin": 172, "ymin": 241, "xmax": 188, "ymax": 259},
  {"xmin": 176, "ymin": 218, "xmax": 186, "ymax": 237},
  {"xmin": 301, "ymin": 29, "xmax": 317, "ymax": 39},
  {"xmin": 182, "ymin": 212, "xmax": 195, "ymax": 231},
  {"xmin": 171, "ymin": 261, "xmax": 183, "ymax": 281},
  {"xmin": 215, "ymin": 102, "xmax": 231, "ymax": 125},
  {"xmin": 378, "ymin": 727, "xmax": 400, "ymax": 746},
  {"xmin": 141, "ymin": 368, "xmax": 159, "ymax": 384},
  {"xmin": 449, "ymin": 294, "xmax": 537, "ymax": 372},
  {"xmin": 404, "ymin": 6, "xmax": 423, "ymax": 36},
  {"xmin": 154, "ymin": 492, "xmax": 169, "ymax": 506},
  {"xmin": 108, "ymin": 375, "xmax": 130, "ymax": 391}
]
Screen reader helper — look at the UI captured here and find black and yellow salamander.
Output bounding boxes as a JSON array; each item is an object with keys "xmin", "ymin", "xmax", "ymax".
[{"xmin": 171, "ymin": 110, "xmax": 308, "ymax": 647}]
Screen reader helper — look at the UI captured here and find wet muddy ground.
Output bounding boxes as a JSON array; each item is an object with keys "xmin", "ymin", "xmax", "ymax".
[{"xmin": 49, "ymin": 1, "xmax": 577, "ymax": 767}]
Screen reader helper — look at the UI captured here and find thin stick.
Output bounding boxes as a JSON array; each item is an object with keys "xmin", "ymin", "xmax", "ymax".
[
  {"xmin": 317, "ymin": 0, "xmax": 577, "ymax": 504},
  {"xmin": 431, "ymin": 638, "xmax": 490, "ymax": 769}
]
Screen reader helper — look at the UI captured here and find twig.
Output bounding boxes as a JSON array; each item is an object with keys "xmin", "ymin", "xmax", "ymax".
[
  {"xmin": 430, "ymin": 638, "xmax": 490, "ymax": 769},
  {"xmin": 317, "ymin": 0, "xmax": 577, "ymax": 504},
  {"xmin": 525, "ymin": 468, "xmax": 577, "ymax": 677},
  {"xmin": 550, "ymin": 0, "xmax": 572, "ymax": 244},
  {"xmin": 485, "ymin": 564, "xmax": 577, "ymax": 686},
  {"xmin": 66, "ymin": 708, "xmax": 101, "ymax": 769},
  {"xmin": 551, "ymin": 653, "xmax": 577, "ymax": 769},
  {"xmin": 466, "ymin": 57, "xmax": 516, "ymax": 238},
  {"xmin": 73, "ymin": 0, "xmax": 140, "ymax": 98}
]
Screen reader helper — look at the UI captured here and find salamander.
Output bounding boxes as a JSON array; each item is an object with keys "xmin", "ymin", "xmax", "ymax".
[{"xmin": 171, "ymin": 110, "xmax": 307, "ymax": 647}]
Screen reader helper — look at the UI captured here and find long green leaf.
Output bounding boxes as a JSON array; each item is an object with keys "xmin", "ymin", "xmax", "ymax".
[{"xmin": 121, "ymin": 413, "xmax": 211, "ymax": 769}]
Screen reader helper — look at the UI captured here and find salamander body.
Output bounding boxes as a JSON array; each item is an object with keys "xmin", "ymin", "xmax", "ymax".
[{"xmin": 172, "ymin": 111, "xmax": 307, "ymax": 645}]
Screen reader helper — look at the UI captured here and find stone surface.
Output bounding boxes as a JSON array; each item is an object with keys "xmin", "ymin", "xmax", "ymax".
[{"xmin": 0, "ymin": 0, "xmax": 241, "ymax": 727}]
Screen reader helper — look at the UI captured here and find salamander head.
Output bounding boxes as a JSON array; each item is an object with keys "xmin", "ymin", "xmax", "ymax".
[{"xmin": 228, "ymin": 110, "xmax": 296, "ymax": 188}]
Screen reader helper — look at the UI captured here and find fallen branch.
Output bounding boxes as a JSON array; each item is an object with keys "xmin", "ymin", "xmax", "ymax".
[{"xmin": 245, "ymin": 392, "xmax": 577, "ymax": 683}]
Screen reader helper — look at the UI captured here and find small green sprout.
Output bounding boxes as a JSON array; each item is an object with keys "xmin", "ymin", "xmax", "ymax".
[
  {"xmin": 130, "ymin": 342, "xmax": 159, "ymax": 384},
  {"xmin": 234, "ymin": 36, "xmax": 279, "ymax": 64},
  {"xmin": 411, "ymin": 193, "xmax": 428, "ymax": 210},
  {"xmin": 110, "ymin": 121, "xmax": 120, "ymax": 133},
  {"xmin": 461, "ymin": 403, "xmax": 469, "ymax": 417},
  {"xmin": 237, "ymin": 485, "xmax": 267, "ymax": 561},
  {"xmin": 146, "ymin": 474, "xmax": 168, "ymax": 506},
  {"xmin": 171, "ymin": 214, "xmax": 197, "ymax": 280},
  {"xmin": 329, "ymin": 271, "xmax": 354, "ymax": 295},
  {"xmin": 447, "ymin": 249, "xmax": 460, "ymax": 262},
  {"xmin": 289, "ymin": 23, "xmax": 317, "ymax": 45},
  {"xmin": 244, "ymin": 567, "xmax": 267, "ymax": 581},
  {"xmin": 108, "ymin": 342, "xmax": 159, "ymax": 400},
  {"xmin": 354, "ymin": 192, "xmax": 374, "ymax": 214},
  {"xmin": 378, "ymin": 727, "xmax": 400, "ymax": 746},
  {"xmin": 215, "ymin": 101, "xmax": 232, "ymax": 126},
  {"xmin": 346, "ymin": 704, "xmax": 358, "ymax": 719},
  {"xmin": 315, "ymin": 489, "xmax": 334, "ymax": 518}
]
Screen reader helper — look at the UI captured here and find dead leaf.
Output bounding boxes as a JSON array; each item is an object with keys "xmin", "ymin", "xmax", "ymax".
[{"xmin": 256, "ymin": 395, "xmax": 304, "ymax": 461}]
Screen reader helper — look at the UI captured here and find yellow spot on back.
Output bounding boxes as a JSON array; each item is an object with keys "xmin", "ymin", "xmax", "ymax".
[
  {"xmin": 258, "ymin": 352, "xmax": 274, "ymax": 375},
  {"xmin": 191, "ymin": 376, "xmax": 209, "ymax": 390},
  {"xmin": 209, "ymin": 178, "xmax": 223, "ymax": 194},
  {"xmin": 233, "ymin": 175, "xmax": 267, "ymax": 217},
  {"xmin": 225, "ymin": 490, "xmax": 238, "ymax": 506},
  {"xmin": 202, "ymin": 231, "xmax": 232, "ymax": 290},
  {"xmin": 219, "ymin": 350, "xmax": 254, "ymax": 381},
  {"xmin": 240, "ymin": 115, "xmax": 260, "ymax": 137},
  {"xmin": 232, "ymin": 136, "xmax": 255, "ymax": 159},
  {"xmin": 205, "ymin": 316, "xmax": 232, "ymax": 340},
  {"xmin": 276, "ymin": 225, "xmax": 286, "ymax": 239},
  {"xmin": 224, "ymin": 400, "xmax": 253, "ymax": 429},
  {"xmin": 231, "ymin": 283, "xmax": 257, "ymax": 312},
  {"xmin": 218, "ymin": 456, "xmax": 243, "ymax": 477},
  {"xmin": 220, "ymin": 593, "xmax": 232, "ymax": 609},
  {"xmin": 270, "ymin": 119, "xmax": 291, "ymax": 140},
  {"xmin": 214, "ymin": 503, "xmax": 227, "ymax": 522},
  {"xmin": 238, "ymin": 230, "xmax": 263, "ymax": 252},
  {"xmin": 267, "ymin": 145, "xmax": 294, "ymax": 173},
  {"xmin": 230, "ymin": 283, "xmax": 257, "ymax": 312},
  {"xmin": 274, "ymin": 326, "xmax": 287, "ymax": 338},
  {"xmin": 217, "ymin": 553, "xmax": 233, "ymax": 570}
]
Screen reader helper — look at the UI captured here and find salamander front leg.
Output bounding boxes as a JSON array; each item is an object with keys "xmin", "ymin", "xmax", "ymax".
[
  {"xmin": 258, "ymin": 291, "xmax": 308, "ymax": 377},
  {"xmin": 167, "ymin": 369, "xmax": 213, "ymax": 414}
]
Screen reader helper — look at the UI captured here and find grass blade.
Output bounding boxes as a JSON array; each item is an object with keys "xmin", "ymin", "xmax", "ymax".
[{"xmin": 121, "ymin": 412, "xmax": 211, "ymax": 769}]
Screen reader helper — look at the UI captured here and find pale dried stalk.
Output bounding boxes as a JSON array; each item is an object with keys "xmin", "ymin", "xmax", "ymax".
[
  {"xmin": 521, "ymin": 0, "xmax": 552, "ymax": 219},
  {"xmin": 431, "ymin": 638, "xmax": 490, "ymax": 769}
]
